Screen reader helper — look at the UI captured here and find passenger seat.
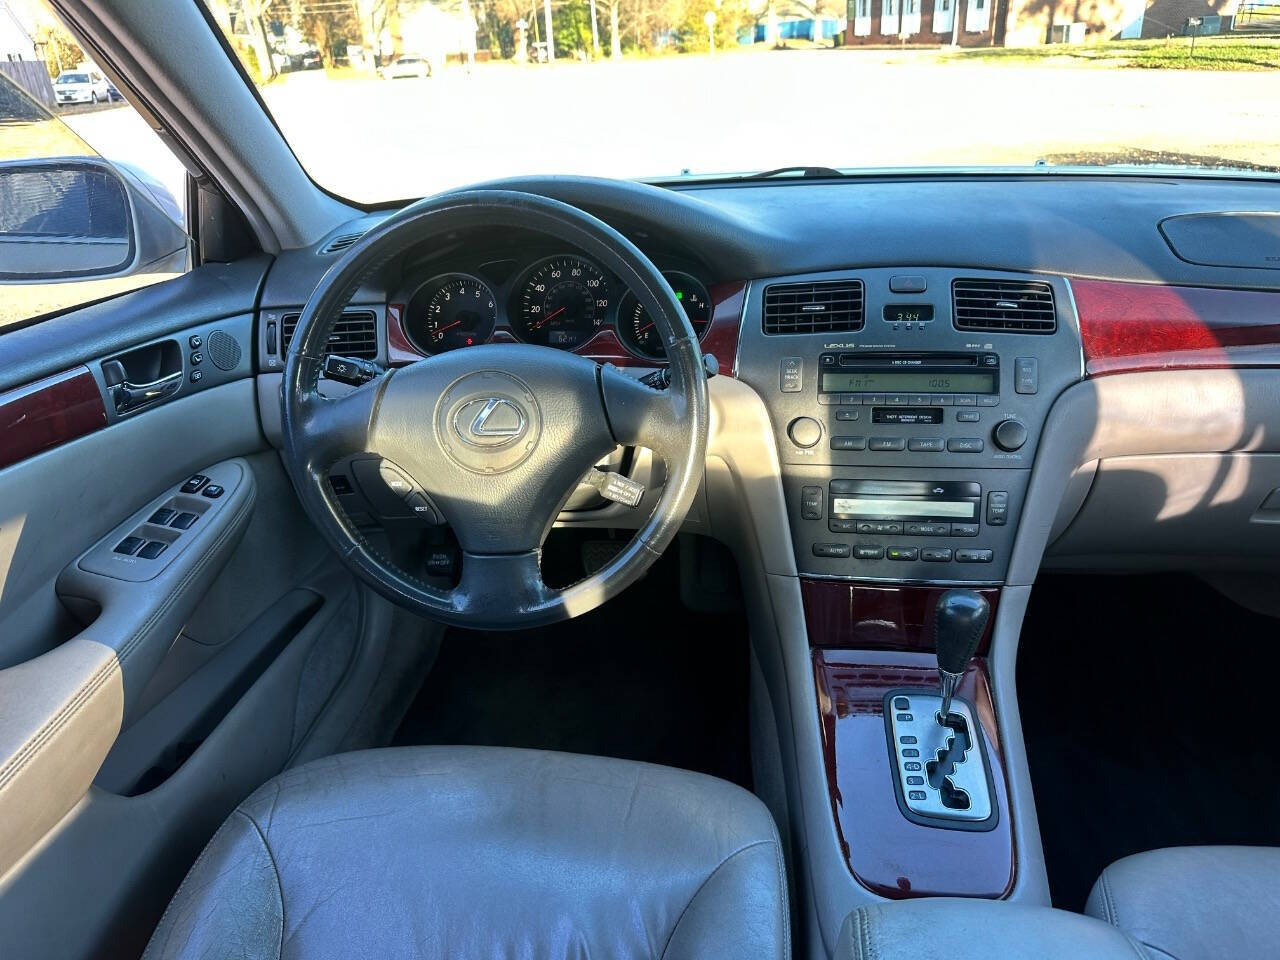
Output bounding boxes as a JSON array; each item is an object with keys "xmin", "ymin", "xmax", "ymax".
[{"xmin": 1086, "ymin": 846, "xmax": 1280, "ymax": 960}]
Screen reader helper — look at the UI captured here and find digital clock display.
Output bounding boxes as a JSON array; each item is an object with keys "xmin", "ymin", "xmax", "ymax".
[{"xmin": 883, "ymin": 304, "xmax": 935, "ymax": 325}]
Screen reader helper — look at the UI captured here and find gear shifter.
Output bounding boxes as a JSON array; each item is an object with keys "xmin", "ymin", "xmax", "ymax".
[{"xmin": 931, "ymin": 589, "xmax": 991, "ymax": 721}]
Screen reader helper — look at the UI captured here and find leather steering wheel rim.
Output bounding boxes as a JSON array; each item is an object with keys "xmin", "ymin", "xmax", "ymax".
[{"xmin": 281, "ymin": 190, "xmax": 709, "ymax": 630}]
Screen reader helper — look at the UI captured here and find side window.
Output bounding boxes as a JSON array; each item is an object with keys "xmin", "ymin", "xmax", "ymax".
[{"xmin": 1, "ymin": 0, "xmax": 189, "ymax": 331}]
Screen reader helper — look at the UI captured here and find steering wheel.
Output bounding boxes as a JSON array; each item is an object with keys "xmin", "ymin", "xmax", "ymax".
[{"xmin": 281, "ymin": 191, "xmax": 709, "ymax": 630}]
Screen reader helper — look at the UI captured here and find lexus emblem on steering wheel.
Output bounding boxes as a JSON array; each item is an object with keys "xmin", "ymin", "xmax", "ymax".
[{"xmin": 454, "ymin": 396, "xmax": 528, "ymax": 447}]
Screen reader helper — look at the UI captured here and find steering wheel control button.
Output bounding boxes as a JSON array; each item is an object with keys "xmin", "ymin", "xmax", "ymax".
[
  {"xmin": 787, "ymin": 417, "xmax": 822, "ymax": 449},
  {"xmin": 170, "ymin": 512, "xmax": 198, "ymax": 530},
  {"xmin": 437, "ymin": 371, "xmax": 542, "ymax": 475},
  {"xmin": 1015, "ymin": 357, "xmax": 1039, "ymax": 394},
  {"xmin": 148, "ymin": 508, "xmax": 176, "ymax": 525},
  {"xmin": 138, "ymin": 541, "xmax": 168, "ymax": 560},
  {"xmin": 351, "ymin": 459, "xmax": 435, "ymax": 520},
  {"xmin": 180, "ymin": 474, "xmax": 208, "ymax": 494},
  {"xmin": 812, "ymin": 542, "xmax": 851, "ymax": 558},
  {"xmin": 425, "ymin": 547, "xmax": 457, "ymax": 577},
  {"xmin": 114, "ymin": 536, "xmax": 145, "ymax": 556},
  {"xmin": 947, "ymin": 437, "xmax": 984, "ymax": 453},
  {"xmin": 956, "ymin": 549, "xmax": 994, "ymax": 563},
  {"xmin": 202, "ymin": 484, "xmax": 224, "ymax": 498},
  {"xmin": 779, "ymin": 357, "xmax": 803, "ymax": 393},
  {"xmin": 993, "ymin": 418, "xmax": 1028, "ymax": 451}
]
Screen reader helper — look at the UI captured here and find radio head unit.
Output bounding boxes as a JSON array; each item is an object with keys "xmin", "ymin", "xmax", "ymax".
[{"xmin": 819, "ymin": 352, "xmax": 999, "ymax": 397}]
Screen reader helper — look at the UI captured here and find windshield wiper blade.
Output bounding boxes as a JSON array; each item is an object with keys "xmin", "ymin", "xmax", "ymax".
[{"xmin": 740, "ymin": 165, "xmax": 848, "ymax": 180}]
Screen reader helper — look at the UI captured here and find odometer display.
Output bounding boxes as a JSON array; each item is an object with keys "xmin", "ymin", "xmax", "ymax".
[
  {"xmin": 407, "ymin": 273, "xmax": 496, "ymax": 353},
  {"xmin": 618, "ymin": 272, "xmax": 712, "ymax": 360},
  {"xmin": 515, "ymin": 256, "xmax": 610, "ymax": 349}
]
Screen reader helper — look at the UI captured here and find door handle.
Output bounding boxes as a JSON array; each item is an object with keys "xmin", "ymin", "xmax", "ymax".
[{"xmin": 112, "ymin": 370, "xmax": 183, "ymax": 414}]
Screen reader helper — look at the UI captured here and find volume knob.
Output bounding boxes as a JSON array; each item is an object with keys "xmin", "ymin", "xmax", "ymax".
[
  {"xmin": 993, "ymin": 419, "xmax": 1028, "ymax": 452},
  {"xmin": 788, "ymin": 417, "xmax": 823, "ymax": 449}
]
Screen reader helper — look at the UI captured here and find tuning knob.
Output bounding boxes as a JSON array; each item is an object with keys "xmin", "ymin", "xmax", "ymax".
[
  {"xmin": 788, "ymin": 416, "xmax": 823, "ymax": 449},
  {"xmin": 993, "ymin": 418, "xmax": 1028, "ymax": 452}
]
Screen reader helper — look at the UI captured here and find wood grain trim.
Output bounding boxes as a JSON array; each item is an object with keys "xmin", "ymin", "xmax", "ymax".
[
  {"xmin": 0, "ymin": 366, "xmax": 107, "ymax": 470},
  {"xmin": 815, "ymin": 648, "xmax": 1015, "ymax": 900},
  {"xmin": 1074, "ymin": 278, "xmax": 1280, "ymax": 376},
  {"xmin": 384, "ymin": 281, "xmax": 745, "ymax": 373},
  {"xmin": 801, "ymin": 579, "xmax": 1000, "ymax": 654}
]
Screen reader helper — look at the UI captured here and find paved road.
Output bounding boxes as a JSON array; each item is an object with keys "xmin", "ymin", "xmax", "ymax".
[{"xmin": 64, "ymin": 48, "xmax": 1280, "ymax": 207}]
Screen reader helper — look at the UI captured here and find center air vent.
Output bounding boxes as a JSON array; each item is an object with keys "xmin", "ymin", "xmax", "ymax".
[
  {"xmin": 320, "ymin": 231, "xmax": 365, "ymax": 254},
  {"xmin": 952, "ymin": 279, "xmax": 1056, "ymax": 333},
  {"xmin": 280, "ymin": 310, "xmax": 378, "ymax": 360},
  {"xmin": 763, "ymin": 280, "xmax": 864, "ymax": 335}
]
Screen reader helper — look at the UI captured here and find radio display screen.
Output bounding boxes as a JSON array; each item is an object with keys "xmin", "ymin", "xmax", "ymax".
[
  {"xmin": 820, "ymin": 371, "xmax": 997, "ymax": 394},
  {"xmin": 830, "ymin": 497, "xmax": 977, "ymax": 520}
]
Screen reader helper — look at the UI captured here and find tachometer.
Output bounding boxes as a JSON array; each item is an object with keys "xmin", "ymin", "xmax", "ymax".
[
  {"xmin": 515, "ymin": 256, "xmax": 610, "ymax": 349},
  {"xmin": 406, "ymin": 273, "xmax": 497, "ymax": 353},
  {"xmin": 617, "ymin": 272, "xmax": 712, "ymax": 360}
]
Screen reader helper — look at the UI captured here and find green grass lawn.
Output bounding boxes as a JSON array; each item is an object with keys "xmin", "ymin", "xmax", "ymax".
[{"xmin": 942, "ymin": 36, "xmax": 1280, "ymax": 70}]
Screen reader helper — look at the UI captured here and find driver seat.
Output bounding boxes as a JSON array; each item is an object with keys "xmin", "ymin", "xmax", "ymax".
[{"xmin": 144, "ymin": 746, "xmax": 788, "ymax": 959}]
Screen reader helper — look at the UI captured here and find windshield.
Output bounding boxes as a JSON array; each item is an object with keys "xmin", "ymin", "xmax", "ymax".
[
  {"xmin": 199, "ymin": 1, "xmax": 1280, "ymax": 204},
  {"xmin": 56, "ymin": 73, "xmax": 89, "ymax": 84}
]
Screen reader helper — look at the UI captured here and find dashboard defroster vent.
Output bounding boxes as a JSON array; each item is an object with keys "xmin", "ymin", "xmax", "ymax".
[
  {"xmin": 763, "ymin": 280, "xmax": 864, "ymax": 335},
  {"xmin": 952, "ymin": 279, "xmax": 1057, "ymax": 333},
  {"xmin": 320, "ymin": 232, "xmax": 365, "ymax": 254},
  {"xmin": 280, "ymin": 310, "xmax": 379, "ymax": 360}
]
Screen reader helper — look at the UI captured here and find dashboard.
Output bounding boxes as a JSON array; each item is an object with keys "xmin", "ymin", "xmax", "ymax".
[{"xmin": 384, "ymin": 244, "xmax": 722, "ymax": 363}]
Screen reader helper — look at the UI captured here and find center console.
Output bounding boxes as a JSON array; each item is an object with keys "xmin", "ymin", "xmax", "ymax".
[{"xmin": 736, "ymin": 267, "xmax": 1081, "ymax": 585}]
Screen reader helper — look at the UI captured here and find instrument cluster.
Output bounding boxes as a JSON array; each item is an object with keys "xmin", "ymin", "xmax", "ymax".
[{"xmin": 394, "ymin": 252, "xmax": 713, "ymax": 361}]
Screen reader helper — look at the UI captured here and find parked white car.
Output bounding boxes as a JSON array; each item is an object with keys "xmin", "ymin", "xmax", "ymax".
[
  {"xmin": 380, "ymin": 55, "xmax": 432, "ymax": 79},
  {"xmin": 53, "ymin": 70, "xmax": 111, "ymax": 105}
]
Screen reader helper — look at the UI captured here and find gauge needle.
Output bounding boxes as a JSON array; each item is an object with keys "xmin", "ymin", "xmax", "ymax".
[
  {"xmin": 434, "ymin": 319, "xmax": 463, "ymax": 335},
  {"xmin": 635, "ymin": 321, "xmax": 655, "ymax": 335},
  {"xmin": 532, "ymin": 306, "xmax": 566, "ymax": 330}
]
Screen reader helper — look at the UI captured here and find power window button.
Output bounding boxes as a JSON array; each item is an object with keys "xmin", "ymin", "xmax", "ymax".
[
  {"xmin": 180, "ymin": 474, "xmax": 208, "ymax": 494},
  {"xmin": 170, "ymin": 512, "xmax": 198, "ymax": 530},
  {"xmin": 138, "ymin": 541, "xmax": 168, "ymax": 560},
  {"xmin": 114, "ymin": 536, "xmax": 145, "ymax": 555}
]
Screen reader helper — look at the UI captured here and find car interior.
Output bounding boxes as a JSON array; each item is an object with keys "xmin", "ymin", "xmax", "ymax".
[{"xmin": 4, "ymin": 2, "xmax": 1280, "ymax": 959}]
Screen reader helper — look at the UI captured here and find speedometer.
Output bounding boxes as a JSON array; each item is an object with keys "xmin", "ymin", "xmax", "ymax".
[
  {"xmin": 405, "ymin": 273, "xmax": 497, "ymax": 353},
  {"xmin": 617, "ymin": 272, "xmax": 712, "ymax": 360},
  {"xmin": 514, "ymin": 256, "xmax": 610, "ymax": 349}
]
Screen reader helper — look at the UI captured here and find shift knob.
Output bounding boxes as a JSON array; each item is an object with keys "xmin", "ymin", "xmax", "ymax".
[{"xmin": 932, "ymin": 589, "xmax": 991, "ymax": 719}]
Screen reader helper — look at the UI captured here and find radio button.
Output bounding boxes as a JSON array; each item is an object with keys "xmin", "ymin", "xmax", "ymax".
[
  {"xmin": 868, "ymin": 437, "xmax": 906, "ymax": 451},
  {"xmin": 931, "ymin": 395, "xmax": 953, "ymax": 406},
  {"xmin": 981, "ymin": 353, "xmax": 1000, "ymax": 367},
  {"xmin": 831, "ymin": 436, "xmax": 867, "ymax": 451},
  {"xmin": 801, "ymin": 485, "xmax": 823, "ymax": 520},
  {"xmin": 885, "ymin": 394, "xmax": 909, "ymax": 405},
  {"xmin": 922, "ymin": 548, "xmax": 953, "ymax": 562},
  {"xmin": 829, "ymin": 519, "xmax": 857, "ymax": 533},
  {"xmin": 956, "ymin": 549, "xmax": 994, "ymax": 563},
  {"xmin": 947, "ymin": 437, "xmax": 985, "ymax": 453},
  {"xmin": 821, "ymin": 353, "xmax": 838, "ymax": 366},
  {"xmin": 951, "ymin": 523, "xmax": 980, "ymax": 537},
  {"xmin": 954, "ymin": 394, "xmax": 977, "ymax": 407},
  {"xmin": 979, "ymin": 395, "xmax": 1001, "ymax": 406},
  {"xmin": 788, "ymin": 417, "xmax": 823, "ymax": 448},
  {"xmin": 1015, "ymin": 357, "xmax": 1039, "ymax": 394},
  {"xmin": 887, "ymin": 546, "xmax": 919, "ymax": 561},
  {"xmin": 840, "ymin": 394, "xmax": 862, "ymax": 405},
  {"xmin": 813, "ymin": 542, "xmax": 851, "ymax": 558},
  {"xmin": 835, "ymin": 409, "xmax": 861, "ymax": 421},
  {"xmin": 908, "ymin": 394, "xmax": 931, "ymax": 405},
  {"xmin": 956, "ymin": 410, "xmax": 981, "ymax": 423},
  {"xmin": 818, "ymin": 394, "xmax": 837, "ymax": 406},
  {"xmin": 907, "ymin": 437, "xmax": 945, "ymax": 452},
  {"xmin": 866, "ymin": 394, "xmax": 886, "ymax": 405},
  {"xmin": 780, "ymin": 357, "xmax": 804, "ymax": 393},
  {"xmin": 854, "ymin": 544, "xmax": 885, "ymax": 560}
]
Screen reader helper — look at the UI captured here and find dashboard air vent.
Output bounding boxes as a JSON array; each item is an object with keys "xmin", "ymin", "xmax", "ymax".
[
  {"xmin": 280, "ymin": 310, "xmax": 378, "ymax": 360},
  {"xmin": 952, "ymin": 279, "xmax": 1056, "ymax": 333},
  {"xmin": 320, "ymin": 231, "xmax": 365, "ymax": 254},
  {"xmin": 762, "ymin": 280, "xmax": 864, "ymax": 335}
]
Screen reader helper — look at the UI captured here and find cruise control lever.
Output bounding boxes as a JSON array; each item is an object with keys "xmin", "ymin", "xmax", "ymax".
[
  {"xmin": 639, "ymin": 352, "xmax": 719, "ymax": 389},
  {"xmin": 323, "ymin": 354, "xmax": 386, "ymax": 386}
]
